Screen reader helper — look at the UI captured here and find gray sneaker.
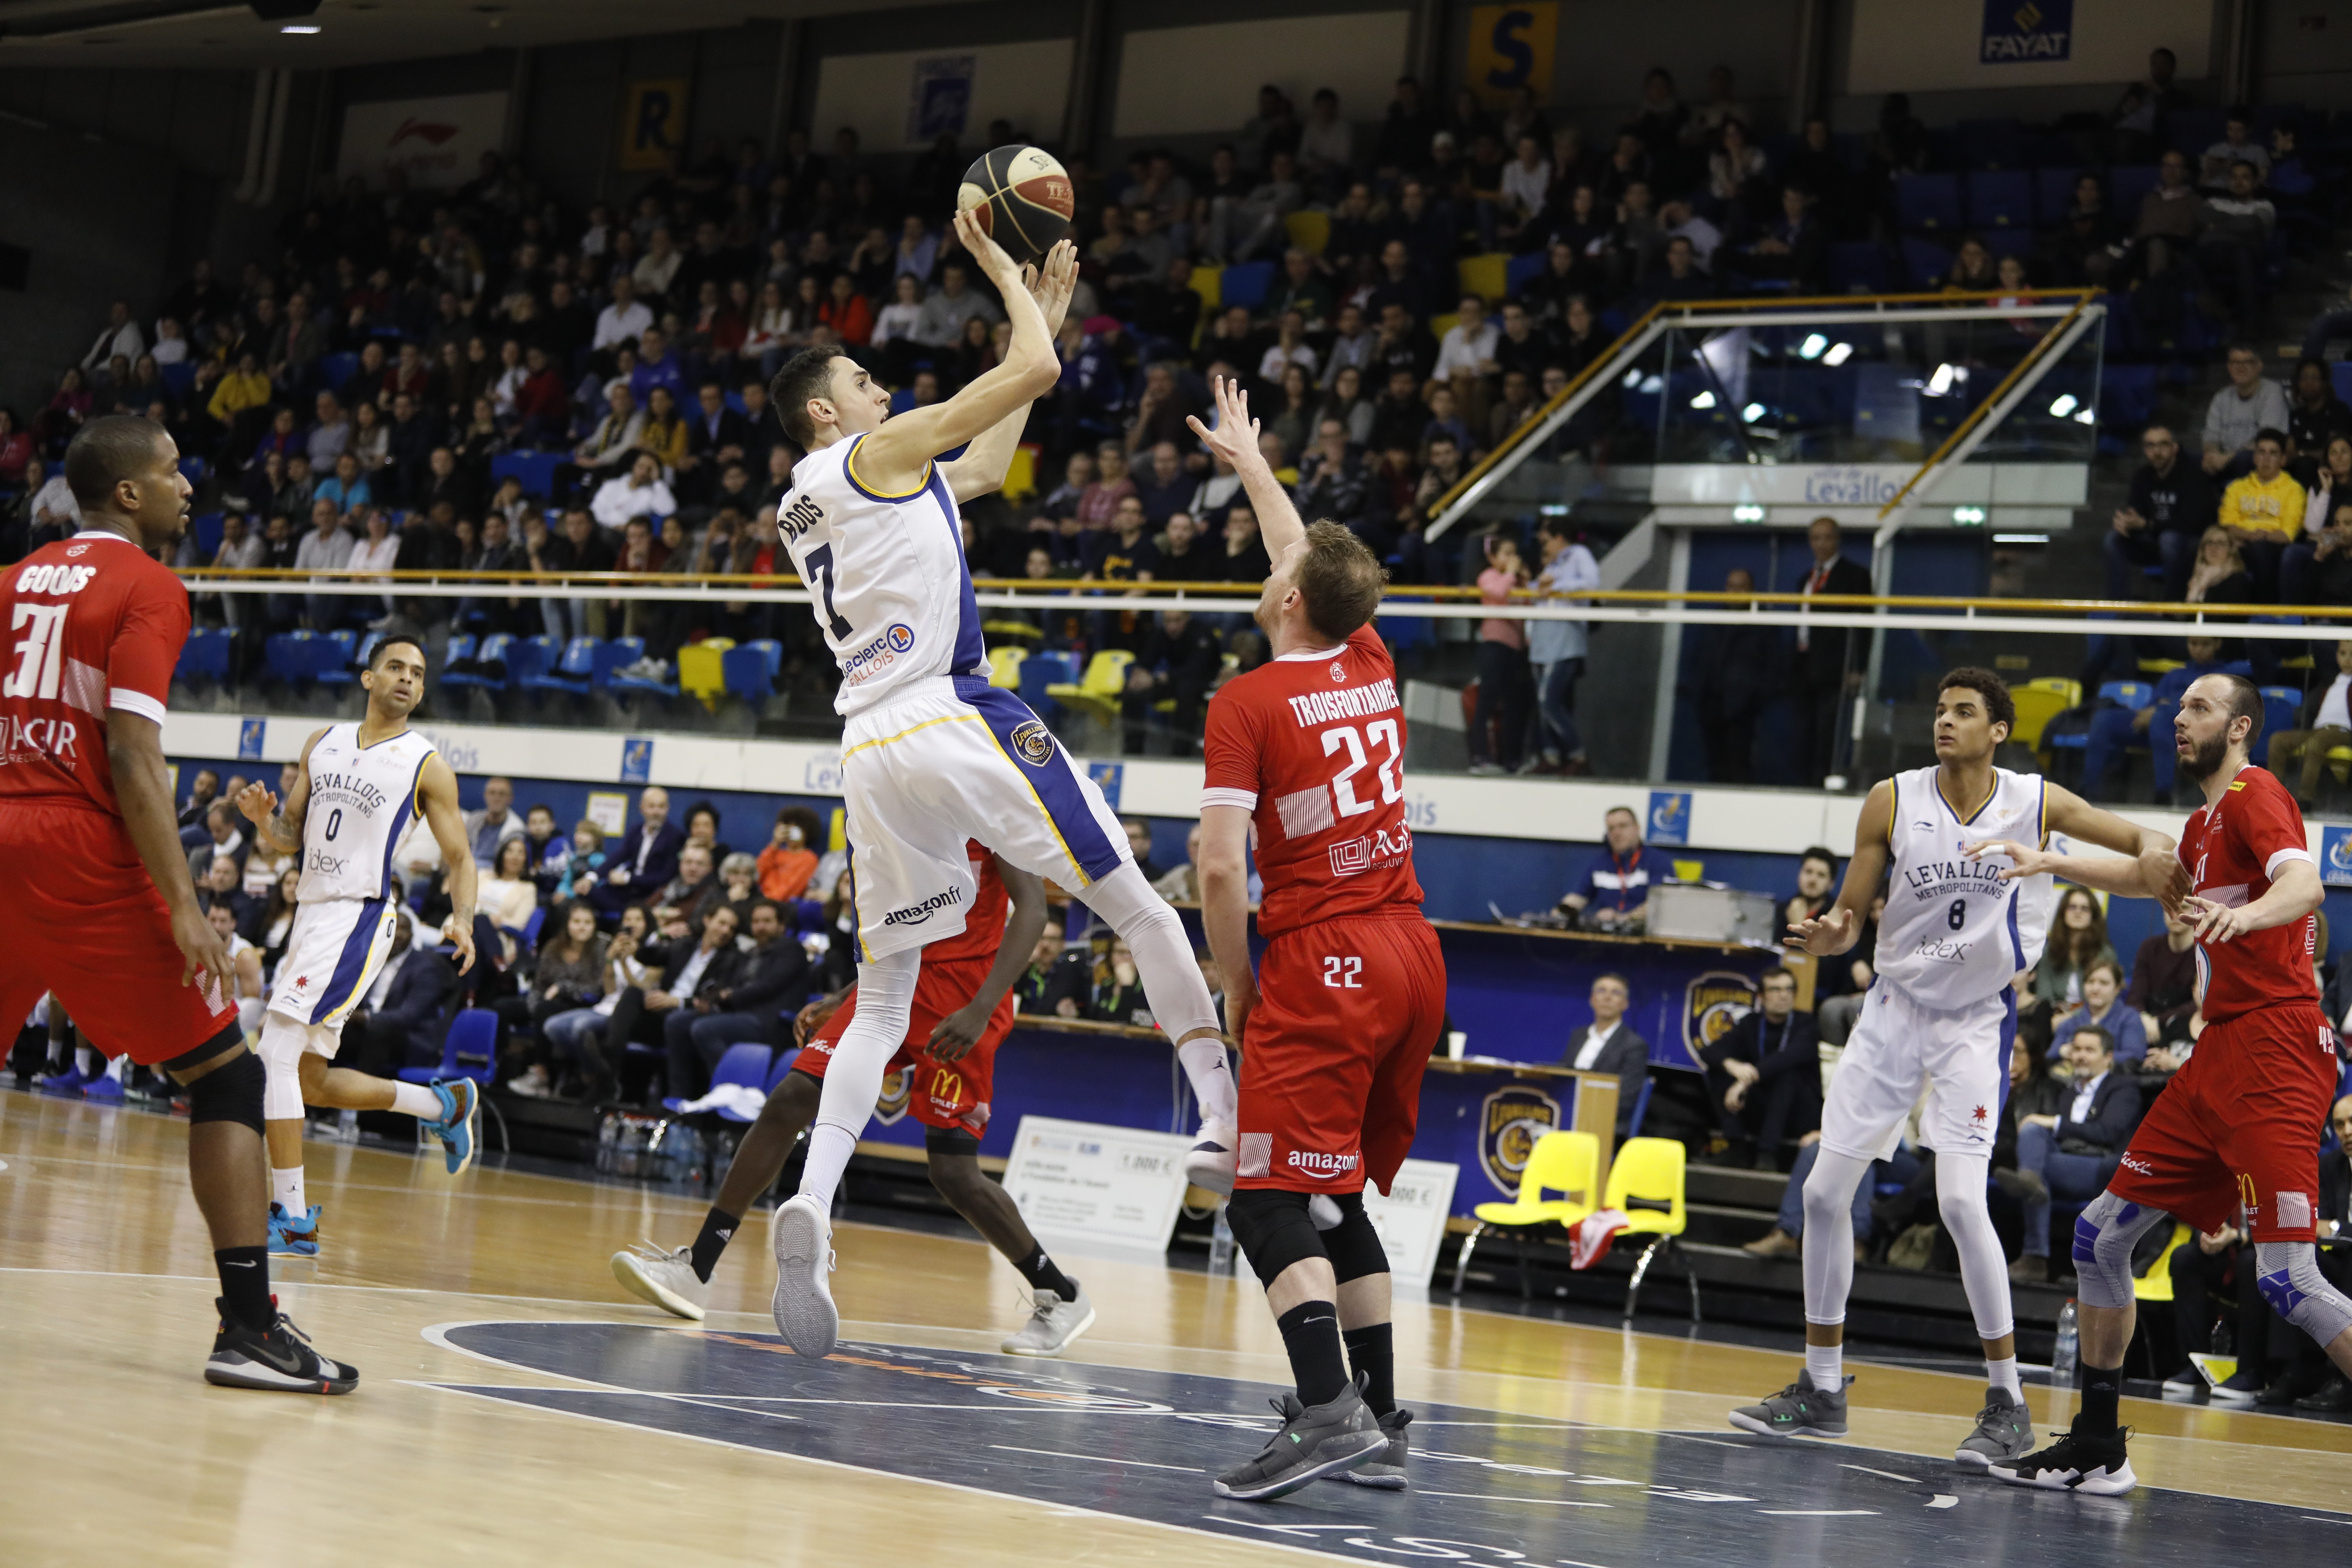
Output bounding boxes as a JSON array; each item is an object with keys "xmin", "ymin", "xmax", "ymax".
[
  {"xmin": 1955, "ymin": 1385, "xmax": 2033, "ymax": 1467},
  {"xmin": 769, "ymin": 1194, "xmax": 838, "ymax": 1358},
  {"xmin": 611, "ymin": 1242, "xmax": 709, "ymax": 1322},
  {"xmin": 1001, "ymin": 1284, "xmax": 1095, "ymax": 1356},
  {"xmin": 1212, "ymin": 1380, "xmax": 1386, "ymax": 1501},
  {"xmin": 1729, "ymin": 1370, "xmax": 1850, "ymax": 1438},
  {"xmin": 1335, "ymin": 1406, "xmax": 1412, "ymax": 1489}
]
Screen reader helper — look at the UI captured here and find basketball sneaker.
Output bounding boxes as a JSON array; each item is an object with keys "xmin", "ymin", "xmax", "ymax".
[
  {"xmin": 1212, "ymin": 1376, "xmax": 1387, "ymax": 1501},
  {"xmin": 1335, "ymin": 1406, "xmax": 1412, "ymax": 1489},
  {"xmin": 267, "ymin": 1202, "xmax": 321, "ymax": 1259},
  {"xmin": 425, "ymin": 1078, "xmax": 479, "ymax": 1176},
  {"xmin": 82, "ymin": 1073, "xmax": 125, "ymax": 1104},
  {"xmin": 37, "ymin": 1065, "xmax": 90, "ymax": 1097},
  {"xmin": 1989, "ymin": 1422, "xmax": 2136, "ymax": 1496},
  {"xmin": 612, "ymin": 1242, "xmax": 708, "ymax": 1321},
  {"xmin": 203, "ymin": 1299, "xmax": 358, "ymax": 1394},
  {"xmin": 1185, "ymin": 1121, "xmax": 1238, "ymax": 1196},
  {"xmin": 1954, "ymin": 1386, "xmax": 2033, "ymax": 1466},
  {"xmin": 770, "ymin": 1193, "xmax": 838, "ymax": 1358},
  {"xmin": 1001, "ymin": 1283, "xmax": 1094, "ymax": 1356},
  {"xmin": 1728, "ymin": 1371, "xmax": 1850, "ymax": 1437}
]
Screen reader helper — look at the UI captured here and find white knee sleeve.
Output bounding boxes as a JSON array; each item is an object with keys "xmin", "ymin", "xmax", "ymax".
[
  {"xmin": 1933, "ymin": 1152, "xmax": 2014, "ymax": 1342},
  {"xmin": 811, "ymin": 949, "xmax": 922, "ymax": 1139},
  {"xmin": 1799, "ymin": 1146, "xmax": 1874, "ymax": 1326},
  {"xmin": 2072, "ymin": 1190, "xmax": 2168, "ymax": 1310},
  {"xmin": 258, "ymin": 1013, "xmax": 309, "ymax": 1122},
  {"xmin": 1071, "ymin": 863, "xmax": 1233, "ymax": 1121},
  {"xmin": 2256, "ymin": 1241, "xmax": 2352, "ymax": 1348}
]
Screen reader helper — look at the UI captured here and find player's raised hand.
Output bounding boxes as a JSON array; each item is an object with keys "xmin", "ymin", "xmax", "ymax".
[
  {"xmin": 442, "ymin": 913, "xmax": 477, "ymax": 974},
  {"xmin": 1028, "ymin": 239, "xmax": 1079, "ymax": 336},
  {"xmin": 1785, "ymin": 903, "xmax": 1857, "ymax": 956},
  {"xmin": 2183, "ymin": 894, "xmax": 2253, "ymax": 944},
  {"xmin": 1185, "ymin": 376, "xmax": 1261, "ymax": 471},
  {"xmin": 951, "ymin": 208, "xmax": 1022, "ymax": 289},
  {"xmin": 233, "ymin": 781, "xmax": 277, "ymax": 827}
]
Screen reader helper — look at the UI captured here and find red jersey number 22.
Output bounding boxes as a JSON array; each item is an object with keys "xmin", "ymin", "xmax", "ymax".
[{"xmin": 1321, "ymin": 719, "xmax": 1402, "ymax": 818}]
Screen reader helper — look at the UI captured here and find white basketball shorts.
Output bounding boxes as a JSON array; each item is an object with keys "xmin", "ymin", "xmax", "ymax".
[
  {"xmin": 838, "ymin": 675, "xmax": 1131, "ymax": 962},
  {"xmin": 1817, "ymin": 979, "xmax": 2017, "ymax": 1162},
  {"xmin": 264, "ymin": 896, "xmax": 400, "ymax": 1043}
]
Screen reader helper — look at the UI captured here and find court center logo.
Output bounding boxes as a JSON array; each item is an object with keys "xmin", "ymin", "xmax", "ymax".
[
  {"xmin": 1009, "ymin": 719, "xmax": 1055, "ymax": 766},
  {"xmin": 873, "ymin": 1066, "xmax": 913, "ymax": 1126},
  {"xmin": 1681, "ymin": 971, "xmax": 1758, "ymax": 1071},
  {"xmin": 1479, "ymin": 1085, "xmax": 1563, "ymax": 1196}
]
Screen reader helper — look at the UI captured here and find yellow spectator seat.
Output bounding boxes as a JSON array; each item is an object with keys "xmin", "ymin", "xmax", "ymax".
[
  {"xmin": 2330, "ymin": 744, "xmax": 2352, "ymax": 785},
  {"xmin": 1430, "ymin": 312, "xmax": 1460, "ymax": 346},
  {"xmin": 987, "ymin": 646, "xmax": 1026, "ymax": 688},
  {"xmin": 2134, "ymin": 1222, "xmax": 2192, "ymax": 1303},
  {"xmin": 2137, "ymin": 657, "xmax": 2184, "ymax": 676},
  {"xmin": 1449, "ymin": 1131, "xmax": 1601, "ymax": 1298},
  {"xmin": 1601, "ymin": 1136, "xmax": 1699, "ymax": 1323},
  {"xmin": 1284, "ymin": 209, "xmax": 1330, "ymax": 255},
  {"xmin": 1045, "ymin": 649, "xmax": 1134, "ymax": 723},
  {"xmin": 1001, "ymin": 443, "xmax": 1039, "ymax": 503},
  {"xmin": 1457, "ymin": 252, "xmax": 1509, "ymax": 303},
  {"xmin": 2009, "ymin": 677, "xmax": 2080, "ymax": 752},
  {"xmin": 677, "ymin": 638, "xmax": 734, "ymax": 708},
  {"xmin": 1188, "ymin": 263, "xmax": 1222, "ymax": 314},
  {"xmin": 982, "ymin": 616, "xmax": 1044, "ymax": 642}
]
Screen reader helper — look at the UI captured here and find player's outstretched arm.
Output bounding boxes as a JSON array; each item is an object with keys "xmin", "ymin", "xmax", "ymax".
[
  {"xmin": 108, "ymin": 708, "xmax": 232, "ymax": 992},
  {"xmin": 2190, "ymin": 857, "xmax": 2323, "ymax": 944},
  {"xmin": 233, "ymin": 726, "xmax": 327, "ymax": 855},
  {"xmin": 1196, "ymin": 805, "xmax": 1258, "ymax": 1042},
  {"xmin": 942, "ymin": 243, "xmax": 1078, "ymax": 505},
  {"xmin": 2042, "ymin": 784, "xmax": 2189, "ymax": 906},
  {"xmin": 416, "ymin": 752, "xmax": 478, "ymax": 974},
  {"xmin": 928, "ymin": 858, "xmax": 1051, "ymax": 1061},
  {"xmin": 853, "ymin": 212, "xmax": 1062, "ymax": 493},
  {"xmin": 1789, "ymin": 781, "xmax": 1892, "ymax": 957},
  {"xmin": 1187, "ymin": 376, "xmax": 1305, "ymax": 563}
]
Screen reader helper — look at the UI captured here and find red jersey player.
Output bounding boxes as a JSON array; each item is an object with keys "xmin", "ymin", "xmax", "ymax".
[
  {"xmin": 608, "ymin": 844, "xmax": 1098, "ymax": 1354},
  {"xmin": 1191, "ymin": 377, "xmax": 1448, "ymax": 1501},
  {"xmin": 1971, "ymin": 671, "xmax": 2351, "ymax": 1496},
  {"xmin": 0, "ymin": 416, "xmax": 356, "ymax": 1392}
]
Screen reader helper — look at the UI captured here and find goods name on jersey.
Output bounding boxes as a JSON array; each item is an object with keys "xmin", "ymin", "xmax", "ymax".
[
  {"xmin": 776, "ymin": 493, "xmax": 826, "ymax": 542},
  {"xmin": 1898, "ymin": 856, "xmax": 2008, "ymax": 899},
  {"xmin": 12, "ymin": 563, "xmax": 99, "ymax": 596},
  {"xmin": 1284, "ymin": 678, "xmax": 1399, "ymax": 729}
]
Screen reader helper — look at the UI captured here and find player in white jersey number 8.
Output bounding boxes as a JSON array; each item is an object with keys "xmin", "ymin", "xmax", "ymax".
[{"xmin": 761, "ymin": 211, "xmax": 1241, "ymax": 1359}]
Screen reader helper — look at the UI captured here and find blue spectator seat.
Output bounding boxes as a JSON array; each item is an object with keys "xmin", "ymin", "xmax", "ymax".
[
  {"xmin": 609, "ymin": 658, "xmax": 680, "ymax": 698},
  {"xmin": 1966, "ymin": 170, "xmax": 2034, "ymax": 229},
  {"xmin": 264, "ymin": 630, "xmax": 315, "ymax": 684},
  {"xmin": 1899, "ymin": 238, "xmax": 1955, "ymax": 289},
  {"xmin": 2259, "ymin": 686, "xmax": 2300, "ymax": 748},
  {"xmin": 2099, "ymin": 681, "xmax": 2155, "ymax": 710},
  {"xmin": 2332, "ymin": 363, "xmax": 2352, "ymax": 410},
  {"xmin": 764, "ymin": 1050, "xmax": 800, "ymax": 1096},
  {"xmin": 442, "ymin": 632, "xmax": 509, "ymax": 691},
  {"xmin": 177, "ymin": 455, "xmax": 209, "ymax": 489},
  {"xmin": 397, "ymin": 1008, "xmax": 506, "ymax": 1152},
  {"xmin": 319, "ymin": 351, "xmax": 358, "ymax": 391},
  {"xmin": 2100, "ymin": 365, "xmax": 2158, "ymax": 432},
  {"xmin": 1979, "ymin": 230, "xmax": 2036, "ymax": 263},
  {"xmin": 2036, "ymin": 168, "xmax": 2081, "ymax": 222},
  {"xmin": 663, "ymin": 1042, "xmax": 773, "ymax": 1120},
  {"xmin": 506, "ymin": 634, "xmax": 558, "ymax": 690},
  {"xmin": 745, "ymin": 638, "xmax": 783, "ymax": 678},
  {"xmin": 160, "ymin": 361, "xmax": 197, "ymax": 400},
  {"xmin": 1828, "ymin": 242, "xmax": 1891, "ymax": 294},
  {"xmin": 190, "ymin": 511, "xmax": 224, "ymax": 560},
  {"xmin": 589, "ymin": 635, "xmax": 644, "ymax": 689},
  {"xmin": 722, "ymin": 644, "xmax": 775, "ymax": 700},
  {"xmin": 311, "ymin": 630, "xmax": 358, "ymax": 686},
  {"xmin": 1505, "ymin": 252, "xmax": 1547, "ymax": 299},
  {"xmin": 2109, "ymin": 165, "xmax": 2161, "ymax": 215},
  {"xmin": 1893, "ymin": 174, "xmax": 1962, "ymax": 234},
  {"xmin": 1018, "ymin": 649, "xmax": 1080, "ymax": 723},
  {"xmin": 175, "ymin": 626, "xmax": 233, "ymax": 682},
  {"xmin": 440, "ymin": 632, "xmax": 476, "ymax": 670},
  {"xmin": 1219, "ymin": 261, "xmax": 1276, "ymax": 313},
  {"xmin": 522, "ymin": 636, "xmax": 598, "ymax": 693},
  {"xmin": 889, "ymin": 388, "xmax": 918, "ymax": 415},
  {"xmin": 490, "ymin": 450, "xmax": 565, "ymax": 499}
]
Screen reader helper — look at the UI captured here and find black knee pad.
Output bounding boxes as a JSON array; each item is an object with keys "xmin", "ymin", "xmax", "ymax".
[
  {"xmin": 184, "ymin": 1047, "xmax": 266, "ymax": 1139},
  {"xmin": 1225, "ymin": 1188, "xmax": 1327, "ymax": 1288},
  {"xmin": 1318, "ymin": 1191, "xmax": 1391, "ymax": 1284}
]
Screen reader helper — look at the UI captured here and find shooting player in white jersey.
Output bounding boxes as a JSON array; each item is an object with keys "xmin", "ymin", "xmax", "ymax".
[
  {"xmin": 1730, "ymin": 667, "xmax": 2186, "ymax": 1464},
  {"xmin": 761, "ymin": 215, "xmax": 1241, "ymax": 1359},
  {"xmin": 233, "ymin": 636, "xmax": 482, "ymax": 1257}
]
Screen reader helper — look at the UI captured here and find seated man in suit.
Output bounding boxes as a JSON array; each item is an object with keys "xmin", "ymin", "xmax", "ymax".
[
  {"xmin": 1014, "ymin": 919, "xmax": 1090, "ymax": 1018},
  {"xmin": 664, "ymin": 899, "xmax": 815, "ymax": 1089},
  {"xmin": 1996, "ymin": 1026, "xmax": 2141, "ymax": 1282},
  {"xmin": 589, "ymin": 785, "xmax": 686, "ymax": 920},
  {"xmin": 341, "ymin": 909, "xmax": 461, "ymax": 1078},
  {"xmin": 1556, "ymin": 972, "xmax": 1649, "ymax": 1135},
  {"xmin": 1699, "ymin": 967, "xmax": 1822, "ymax": 1171}
]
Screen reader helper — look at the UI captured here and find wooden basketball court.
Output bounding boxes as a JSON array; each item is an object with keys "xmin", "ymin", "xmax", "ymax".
[{"xmin": 6, "ymin": 1089, "xmax": 2348, "ymax": 1567}]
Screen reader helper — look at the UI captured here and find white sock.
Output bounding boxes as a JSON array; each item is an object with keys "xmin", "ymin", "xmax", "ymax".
[
  {"xmin": 799, "ymin": 1124, "xmax": 856, "ymax": 1211},
  {"xmin": 1806, "ymin": 1339, "xmax": 1844, "ymax": 1389},
  {"xmin": 1176, "ymin": 1036, "xmax": 1238, "ymax": 1128},
  {"xmin": 272, "ymin": 1166, "xmax": 306, "ymax": 1216},
  {"xmin": 389, "ymin": 1081, "xmax": 443, "ymax": 1119},
  {"xmin": 1074, "ymin": 864, "xmax": 1231, "ymax": 1120},
  {"xmin": 1986, "ymin": 1354, "xmax": 2022, "ymax": 1400}
]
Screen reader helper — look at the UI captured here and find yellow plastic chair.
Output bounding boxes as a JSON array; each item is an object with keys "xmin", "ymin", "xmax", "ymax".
[
  {"xmin": 981, "ymin": 616, "xmax": 1044, "ymax": 642},
  {"xmin": 2009, "ymin": 676, "xmax": 2080, "ymax": 754},
  {"xmin": 677, "ymin": 638, "xmax": 735, "ymax": 708},
  {"xmin": 2329, "ymin": 744, "xmax": 2352, "ymax": 786},
  {"xmin": 1450, "ymin": 1131, "xmax": 1600, "ymax": 1298},
  {"xmin": 1429, "ymin": 311, "xmax": 1461, "ymax": 346},
  {"xmin": 1044, "ymin": 649, "xmax": 1134, "ymax": 724},
  {"xmin": 2134, "ymin": 1222, "xmax": 2191, "ymax": 1303},
  {"xmin": 2136, "ymin": 657, "xmax": 2184, "ymax": 677},
  {"xmin": 1001, "ymin": 443, "xmax": 1038, "ymax": 503},
  {"xmin": 1188, "ymin": 263, "xmax": 1223, "ymax": 315},
  {"xmin": 1457, "ymin": 252, "xmax": 1509, "ymax": 303},
  {"xmin": 1601, "ymin": 1136, "xmax": 1699, "ymax": 1323},
  {"xmin": 987, "ymin": 646, "xmax": 1026, "ymax": 689},
  {"xmin": 1283, "ymin": 209, "xmax": 1330, "ymax": 256}
]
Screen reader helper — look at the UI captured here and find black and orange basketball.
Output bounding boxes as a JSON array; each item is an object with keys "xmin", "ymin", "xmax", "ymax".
[{"xmin": 956, "ymin": 145, "xmax": 1073, "ymax": 264}]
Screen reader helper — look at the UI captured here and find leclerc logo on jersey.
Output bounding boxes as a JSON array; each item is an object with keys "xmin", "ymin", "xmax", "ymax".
[
  {"xmin": 841, "ymin": 622, "xmax": 916, "ymax": 685},
  {"xmin": 886, "ymin": 623, "xmax": 915, "ymax": 653},
  {"xmin": 1009, "ymin": 719, "xmax": 1055, "ymax": 765}
]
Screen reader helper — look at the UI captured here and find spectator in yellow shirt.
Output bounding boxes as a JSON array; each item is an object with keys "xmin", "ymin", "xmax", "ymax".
[
  {"xmin": 2218, "ymin": 427, "xmax": 2303, "ymax": 597},
  {"xmin": 206, "ymin": 351, "xmax": 272, "ymax": 425}
]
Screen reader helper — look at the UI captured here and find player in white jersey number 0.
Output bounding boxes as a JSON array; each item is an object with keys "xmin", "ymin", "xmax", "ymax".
[
  {"xmin": 760, "ymin": 211, "xmax": 1241, "ymax": 1359},
  {"xmin": 1730, "ymin": 668, "xmax": 2185, "ymax": 1468}
]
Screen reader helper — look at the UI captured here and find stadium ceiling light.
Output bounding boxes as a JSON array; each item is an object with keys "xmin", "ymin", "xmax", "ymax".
[
  {"xmin": 1822, "ymin": 341, "xmax": 1854, "ymax": 366},
  {"xmin": 2049, "ymin": 393, "xmax": 2078, "ymax": 417},
  {"xmin": 1952, "ymin": 505, "xmax": 1986, "ymax": 525},
  {"xmin": 1638, "ymin": 373, "xmax": 1663, "ymax": 394},
  {"xmin": 1622, "ymin": 369, "xmax": 1643, "ymax": 389},
  {"xmin": 1741, "ymin": 402, "xmax": 1766, "ymax": 423},
  {"xmin": 1689, "ymin": 390, "xmax": 1716, "ymax": 410},
  {"xmin": 1732, "ymin": 503, "xmax": 1766, "ymax": 522},
  {"xmin": 1798, "ymin": 334, "xmax": 1827, "ymax": 360},
  {"xmin": 281, "ymin": 23, "xmax": 321, "ymax": 31},
  {"xmin": 1538, "ymin": 504, "xmax": 1570, "ymax": 516},
  {"xmin": 1926, "ymin": 363, "xmax": 1955, "ymax": 396},
  {"xmin": 2073, "ymin": 407, "xmax": 2096, "ymax": 425},
  {"xmin": 1993, "ymin": 532, "xmax": 2050, "ymax": 543}
]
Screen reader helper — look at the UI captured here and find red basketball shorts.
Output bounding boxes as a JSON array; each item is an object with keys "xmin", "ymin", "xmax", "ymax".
[
  {"xmin": 2106, "ymin": 1002, "xmax": 2340, "ymax": 1241},
  {"xmin": 0, "ymin": 800, "xmax": 238, "ymax": 1066},
  {"xmin": 1236, "ymin": 912, "xmax": 1447, "ymax": 1196},
  {"xmin": 795, "ymin": 952, "xmax": 1014, "ymax": 1137}
]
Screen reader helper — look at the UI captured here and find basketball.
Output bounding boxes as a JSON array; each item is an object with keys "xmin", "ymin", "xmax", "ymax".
[{"xmin": 956, "ymin": 144, "xmax": 1074, "ymax": 264}]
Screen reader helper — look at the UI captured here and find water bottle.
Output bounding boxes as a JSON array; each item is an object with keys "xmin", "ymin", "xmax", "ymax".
[
  {"xmin": 595, "ymin": 1112, "xmax": 620, "ymax": 1175},
  {"xmin": 1209, "ymin": 1202, "xmax": 1236, "ymax": 1275},
  {"xmin": 337, "ymin": 1108, "xmax": 359, "ymax": 1143},
  {"xmin": 2052, "ymin": 1298, "xmax": 2079, "ymax": 1387}
]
